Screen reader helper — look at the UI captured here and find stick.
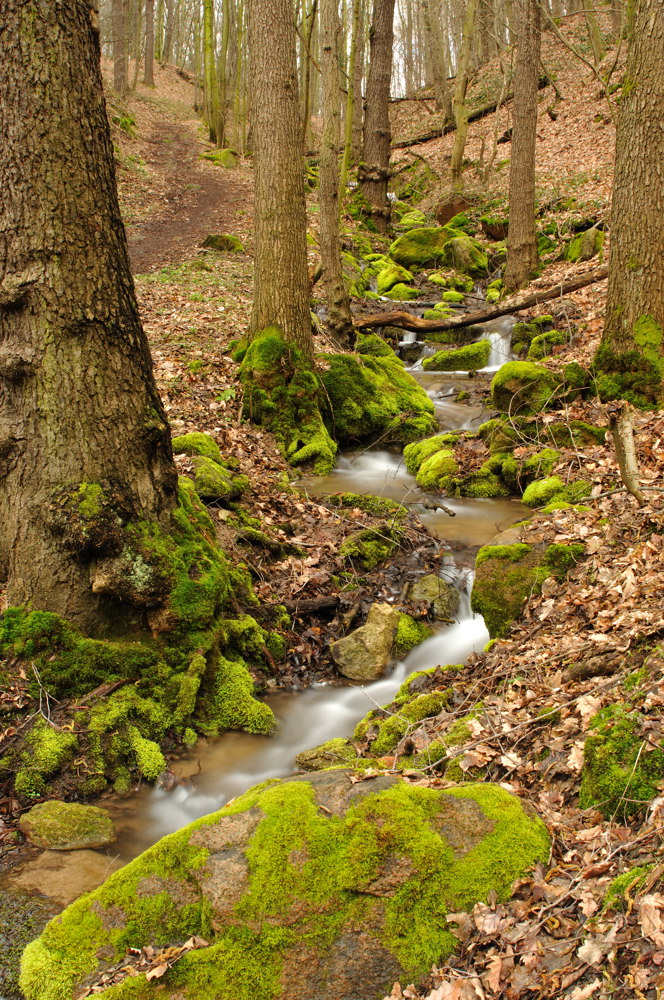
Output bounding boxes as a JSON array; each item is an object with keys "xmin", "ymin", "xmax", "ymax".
[
  {"xmin": 354, "ymin": 266, "xmax": 609, "ymax": 333},
  {"xmin": 608, "ymin": 401, "xmax": 645, "ymax": 504}
]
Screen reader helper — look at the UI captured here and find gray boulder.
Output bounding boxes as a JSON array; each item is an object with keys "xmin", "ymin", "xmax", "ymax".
[{"xmin": 330, "ymin": 602, "xmax": 401, "ymax": 680}]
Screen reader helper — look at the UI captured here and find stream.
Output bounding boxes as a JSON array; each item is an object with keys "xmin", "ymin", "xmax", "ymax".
[{"xmin": 1, "ymin": 313, "xmax": 527, "ymax": 951}]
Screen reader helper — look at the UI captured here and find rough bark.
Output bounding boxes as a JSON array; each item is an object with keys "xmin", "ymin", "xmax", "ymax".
[
  {"xmin": 112, "ymin": 0, "xmax": 128, "ymax": 96},
  {"xmin": 599, "ymin": 0, "xmax": 664, "ymax": 397},
  {"xmin": 504, "ymin": 0, "xmax": 541, "ymax": 292},
  {"xmin": 144, "ymin": 0, "xmax": 156, "ymax": 86},
  {"xmin": 0, "ymin": 0, "xmax": 177, "ymax": 631},
  {"xmin": 358, "ymin": 0, "xmax": 396, "ymax": 233},
  {"xmin": 450, "ymin": 0, "xmax": 479, "ymax": 190},
  {"xmin": 319, "ymin": 0, "xmax": 354, "ymax": 345},
  {"xmin": 339, "ymin": 0, "xmax": 362, "ymax": 200},
  {"xmin": 351, "ymin": 0, "xmax": 366, "ymax": 162},
  {"xmin": 247, "ymin": 0, "xmax": 312, "ymax": 356},
  {"xmin": 203, "ymin": 0, "xmax": 218, "ymax": 144}
]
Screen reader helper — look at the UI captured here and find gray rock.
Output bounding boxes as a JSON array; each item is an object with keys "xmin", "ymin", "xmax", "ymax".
[
  {"xmin": 330, "ymin": 602, "xmax": 401, "ymax": 681},
  {"xmin": 409, "ymin": 574, "xmax": 460, "ymax": 620}
]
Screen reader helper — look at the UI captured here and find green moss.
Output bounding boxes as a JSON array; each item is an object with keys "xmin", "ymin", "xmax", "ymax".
[
  {"xmin": 422, "ymin": 340, "xmax": 490, "ymax": 372},
  {"xmin": 442, "ymin": 290, "xmax": 465, "ymax": 303},
  {"xmin": 393, "ymin": 615, "xmax": 434, "ymax": 657},
  {"xmin": 472, "ymin": 544, "xmax": 542, "ymax": 638},
  {"xmin": 522, "ymin": 448, "xmax": 561, "ymax": 480},
  {"xmin": 324, "ymin": 492, "xmax": 407, "ymax": 521},
  {"xmin": 460, "ymin": 470, "xmax": 510, "ymax": 498},
  {"xmin": 544, "ymin": 543, "xmax": 585, "ymax": 578},
  {"xmin": 428, "ymin": 271, "xmax": 474, "ymax": 293},
  {"xmin": 383, "ymin": 283, "xmax": 420, "ymax": 301},
  {"xmin": 356, "ymin": 690, "xmax": 452, "ymax": 755},
  {"xmin": 491, "ymin": 362, "xmax": 559, "ymax": 415},
  {"xmin": 192, "ymin": 456, "xmax": 243, "ymax": 502},
  {"xmin": 521, "ymin": 476, "xmax": 565, "ymax": 507},
  {"xmin": 580, "ymin": 703, "xmax": 664, "ymax": 819},
  {"xmin": 14, "ymin": 720, "xmax": 79, "ymax": 799},
  {"xmin": 441, "ymin": 236, "xmax": 488, "ymax": 277},
  {"xmin": 200, "ymin": 148, "xmax": 238, "ymax": 168},
  {"xmin": 527, "ymin": 329, "xmax": 566, "ymax": 361},
  {"xmin": 593, "ymin": 332, "xmax": 663, "ymax": 408},
  {"xmin": 202, "ymin": 234, "xmax": 244, "ymax": 253},
  {"xmin": 388, "ymin": 226, "xmax": 461, "ymax": 271},
  {"xmin": 403, "ymin": 433, "xmax": 459, "ymax": 475},
  {"xmin": 355, "ymin": 333, "xmax": 397, "ymax": 358},
  {"xmin": 295, "ymin": 738, "xmax": 359, "ymax": 771},
  {"xmin": 566, "ymin": 227, "xmax": 604, "ymax": 263},
  {"xmin": 172, "ymin": 432, "xmax": 223, "ymax": 463},
  {"xmin": 339, "ymin": 525, "xmax": 402, "ymax": 570},
  {"xmin": 416, "ymin": 450, "xmax": 458, "ymax": 490},
  {"xmin": 320, "ymin": 353, "xmax": 436, "ymax": 446},
  {"xmin": 603, "ymin": 866, "xmax": 652, "ymax": 912},
  {"xmin": 376, "ymin": 262, "xmax": 414, "ymax": 295}
]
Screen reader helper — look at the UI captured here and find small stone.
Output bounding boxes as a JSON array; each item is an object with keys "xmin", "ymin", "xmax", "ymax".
[
  {"xmin": 19, "ymin": 801, "xmax": 116, "ymax": 851},
  {"xmin": 409, "ymin": 574, "xmax": 460, "ymax": 620},
  {"xmin": 330, "ymin": 602, "xmax": 401, "ymax": 681}
]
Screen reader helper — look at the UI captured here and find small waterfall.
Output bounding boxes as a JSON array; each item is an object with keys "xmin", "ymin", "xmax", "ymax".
[{"xmin": 479, "ymin": 315, "xmax": 517, "ymax": 372}]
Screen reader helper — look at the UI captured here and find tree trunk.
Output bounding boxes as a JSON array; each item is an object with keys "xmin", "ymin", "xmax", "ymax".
[
  {"xmin": 450, "ymin": 0, "xmax": 479, "ymax": 190},
  {"xmin": 351, "ymin": 0, "xmax": 366, "ymax": 162},
  {"xmin": 320, "ymin": 0, "xmax": 354, "ymax": 344},
  {"xmin": 339, "ymin": 0, "xmax": 362, "ymax": 202},
  {"xmin": 144, "ymin": 0, "xmax": 156, "ymax": 86},
  {"xmin": 247, "ymin": 0, "xmax": 312, "ymax": 356},
  {"xmin": 203, "ymin": 0, "xmax": 219, "ymax": 144},
  {"xmin": 597, "ymin": 0, "xmax": 664, "ymax": 403},
  {"xmin": 162, "ymin": 0, "xmax": 175, "ymax": 64},
  {"xmin": 422, "ymin": 0, "xmax": 453, "ymax": 120},
  {"xmin": 112, "ymin": 0, "xmax": 129, "ymax": 96},
  {"xmin": 0, "ymin": 0, "xmax": 177, "ymax": 633},
  {"xmin": 503, "ymin": 0, "xmax": 541, "ymax": 292},
  {"xmin": 358, "ymin": 0, "xmax": 396, "ymax": 233}
]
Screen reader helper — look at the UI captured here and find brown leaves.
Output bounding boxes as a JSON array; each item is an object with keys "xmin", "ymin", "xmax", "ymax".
[{"xmin": 76, "ymin": 936, "xmax": 209, "ymax": 997}]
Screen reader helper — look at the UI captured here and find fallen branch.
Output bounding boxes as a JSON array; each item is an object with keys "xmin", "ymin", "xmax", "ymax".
[
  {"xmin": 608, "ymin": 400, "xmax": 645, "ymax": 504},
  {"xmin": 354, "ymin": 266, "xmax": 609, "ymax": 333}
]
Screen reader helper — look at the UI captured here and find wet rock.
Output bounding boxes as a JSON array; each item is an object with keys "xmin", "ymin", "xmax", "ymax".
[
  {"xmin": 3, "ymin": 849, "xmax": 123, "ymax": 907},
  {"xmin": 409, "ymin": 574, "xmax": 460, "ymax": 620},
  {"xmin": 20, "ymin": 770, "xmax": 550, "ymax": 1000},
  {"xmin": 295, "ymin": 737, "xmax": 358, "ymax": 772},
  {"xmin": 0, "ymin": 888, "xmax": 60, "ymax": 1000},
  {"xmin": 19, "ymin": 801, "xmax": 116, "ymax": 851},
  {"xmin": 330, "ymin": 602, "xmax": 401, "ymax": 681}
]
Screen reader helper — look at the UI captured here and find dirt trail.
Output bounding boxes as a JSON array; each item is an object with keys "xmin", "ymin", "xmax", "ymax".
[{"xmin": 125, "ymin": 116, "xmax": 252, "ymax": 274}]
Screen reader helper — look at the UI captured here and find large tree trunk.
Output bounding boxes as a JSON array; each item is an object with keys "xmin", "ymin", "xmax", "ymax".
[
  {"xmin": 144, "ymin": 0, "xmax": 156, "ymax": 86},
  {"xmin": 358, "ymin": 0, "xmax": 396, "ymax": 233},
  {"xmin": 320, "ymin": 0, "xmax": 354, "ymax": 345},
  {"xmin": 0, "ymin": 0, "xmax": 177, "ymax": 633},
  {"xmin": 597, "ymin": 0, "xmax": 664, "ymax": 403},
  {"xmin": 450, "ymin": 0, "xmax": 479, "ymax": 190},
  {"xmin": 503, "ymin": 0, "xmax": 541, "ymax": 292},
  {"xmin": 422, "ymin": 0, "xmax": 453, "ymax": 120},
  {"xmin": 247, "ymin": 0, "xmax": 312, "ymax": 356}
]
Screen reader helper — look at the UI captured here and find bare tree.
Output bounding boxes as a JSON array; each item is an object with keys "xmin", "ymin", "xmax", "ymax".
[{"xmin": 359, "ymin": 0, "xmax": 396, "ymax": 232}]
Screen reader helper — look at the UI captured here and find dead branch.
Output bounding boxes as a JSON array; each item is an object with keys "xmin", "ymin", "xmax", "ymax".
[{"xmin": 608, "ymin": 400, "xmax": 645, "ymax": 504}]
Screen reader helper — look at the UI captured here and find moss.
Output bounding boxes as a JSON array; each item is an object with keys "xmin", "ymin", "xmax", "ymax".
[
  {"xmin": 394, "ymin": 209, "xmax": 428, "ymax": 231},
  {"xmin": 491, "ymin": 362, "xmax": 559, "ymax": 415},
  {"xmin": 320, "ymin": 353, "xmax": 436, "ymax": 446},
  {"xmin": 422, "ymin": 340, "xmax": 490, "ymax": 372},
  {"xmin": 388, "ymin": 226, "xmax": 462, "ymax": 271},
  {"xmin": 428, "ymin": 271, "xmax": 474, "ymax": 293},
  {"xmin": 566, "ymin": 227, "xmax": 604, "ymax": 263},
  {"xmin": 128, "ymin": 728, "xmax": 166, "ymax": 781},
  {"xmin": 325, "ymin": 492, "xmax": 408, "ymax": 521},
  {"xmin": 339, "ymin": 525, "xmax": 402, "ymax": 570},
  {"xmin": 356, "ymin": 690, "xmax": 452, "ymax": 755},
  {"xmin": 376, "ymin": 262, "xmax": 414, "ymax": 295},
  {"xmin": 200, "ymin": 148, "xmax": 238, "ymax": 168},
  {"xmin": 202, "ymin": 234, "xmax": 244, "ymax": 253},
  {"xmin": 240, "ymin": 329, "xmax": 337, "ymax": 475},
  {"xmin": 522, "ymin": 476, "xmax": 591, "ymax": 507},
  {"xmin": 423, "ymin": 306, "xmax": 453, "ymax": 320},
  {"xmin": 593, "ymin": 331, "xmax": 663, "ymax": 408},
  {"xmin": 416, "ymin": 450, "xmax": 458, "ymax": 490},
  {"xmin": 544, "ymin": 543, "xmax": 585, "ymax": 578},
  {"xmin": 393, "ymin": 615, "xmax": 434, "ymax": 657},
  {"xmin": 459, "ymin": 470, "xmax": 510, "ymax": 498},
  {"xmin": 403, "ymin": 433, "xmax": 459, "ymax": 475},
  {"xmin": 527, "ymin": 329, "xmax": 566, "ymax": 361},
  {"xmin": 172, "ymin": 432, "xmax": 223, "ymax": 463},
  {"xmin": 383, "ymin": 283, "xmax": 420, "ymax": 301},
  {"xmin": 198, "ymin": 655, "xmax": 275, "ymax": 737},
  {"xmin": 603, "ymin": 866, "xmax": 652, "ymax": 912},
  {"xmin": 442, "ymin": 290, "xmax": 465, "ymax": 303},
  {"xmin": 355, "ymin": 333, "xmax": 397, "ymax": 358},
  {"xmin": 522, "ymin": 448, "xmax": 561, "ymax": 480},
  {"xmin": 14, "ymin": 720, "xmax": 79, "ymax": 799},
  {"xmin": 192, "ymin": 456, "xmax": 243, "ymax": 502},
  {"xmin": 295, "ymin": 738, "xmax": 359, "ymax": 771},
  {"xmin": 441, "ymin": 236, "xmax": 488, "ymax": 278},
  {"xmin": 580, "ymin": 704, "xmax": 664, "ymax": 819},
  {"xmin": 472, "ymin": 544, "xmax": 542, "ymax": 638}
]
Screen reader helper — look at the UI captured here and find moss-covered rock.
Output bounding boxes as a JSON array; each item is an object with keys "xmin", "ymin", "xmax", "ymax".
[
  {"xmin": 20, "ymin": 770, "xmax": 549, "ymax": 1000},
  {"xmin": 408, "ymin": 574, "xmax": 459, "ymax": 620},
  {"xmin": 295, "ymin": 738, "xmax": 359, "ymax": 772},
  {"xmin": 422, "ymin": 340, "xmax": 490, "ymax": 372},
  {"xmin": 428, "ymin": 271, "xmax": 474, "ymax": 293},
  {"xmin": 566, "ymin": 226, "xmax": 604, "ymax": 263},
  {"xmin": 441, "ymin": 236, "xmax": 488, "ymax": 277},
  {"xmin": 0, "ymin": 889, "xmax": 60, "ymax": 1000},
  {"xmin": 403, "ymin": 433, "xmax": 459, "ymax": 475},
  {"xmin": 376, "ymin": 262, "xmax": 414, "ymax": 295},
  {"xmin": 331, "ymin": 603, "xmax": 401, "ymax": 681},
  {"xmin": 491, "ymin": 361, "xmax": 559, "ymax": 415},
  {"xmin": 355, "ymin": 333, "xmax": 397, "ymax": 359},
  {"xmin": 393, "ymin": 614, "xmax": 434, "ymax": 657},
  {"xmin": 172, "ymin": 431, "xmax": 223, "ymax": 463},
  {"xmin": 191, "ymin": 456, "xmax": 244, "ymax": 503},
  {"xmin": 416, "ymin": 449, "xmax": 458, "ymax": 490},
  {"xmin": 480, "ymin": 215, "xmax": 509, "ymax": 241},
  {"xmin": 527, "ymin": 329, "xmax": 566, "ymax": 361},
  {"xmin": 324, "ymin": 492, "xmax": 407, "ymax": 521},
  {"xmin": 339, "ymin": 525, "xmax": 402, "ymax": 571},
  {"xmin": 382, "ymin": 282, "xmax": 420, "ymax": 301},
  {"xmin": 580, "ymin": 704, "xmax": 664, "ymax": 819},
  {"xmin": 202, "ymin": 234, "xmax": 244, "ymax": 253},
  {"xmin": 522, "ymin": 476, "xmax": 591, "ymax": 507},
  {"xmin": 320, "ymin": 353, "xmax": 437, "ymax": 445},
  {"xmin": 388, "ymin": 226, "xmax": 461, "ymax": 271},
  {"xmin": 19, "ymin": 801, "xmax": 116, "ymax": 851},
  {"xmin": 200, "ymin": 148, "xmax": 238, "ymax": 168},
  {"xmin": 393, "ymin": 209, "xmax": 428, "ymax": 231}
]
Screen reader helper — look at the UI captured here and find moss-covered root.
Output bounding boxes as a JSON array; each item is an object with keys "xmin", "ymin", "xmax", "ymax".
[
  {"xmin": 20, "ymin": 772, "xmax": 549, "ymax": 1000},
  {"xmin": 238, "ymin": 328, "xmax": 337, "ymax": 474}
]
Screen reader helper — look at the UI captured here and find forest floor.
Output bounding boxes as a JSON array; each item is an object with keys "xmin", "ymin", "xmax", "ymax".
[{"xmin": 2, "ymin": 19, "xmax": 664, "ymax": 1000}]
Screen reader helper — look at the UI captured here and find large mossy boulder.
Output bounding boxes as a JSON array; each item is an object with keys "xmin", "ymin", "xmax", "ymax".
[
  {"xmin": 491, "ymin": 361, "xmax": 559, "ymax": 415},
  {"xmin": 320, "ymin": 353, "xmax": 437, "ymax": 445},
  {"xmin": 19, "ymin": 802, "xmax": 116, "ymax": 851},
  {"xmin": 388, "ymin": 226, "xmax": 460, "ymax": 271},
  {"xmin": 376, "ymin": 262, "xmax": 414, "ymax": 295},
  {"xmin": 441, "ymin": 236, "xmax": 488, "ymax": 277},
  {"xmin": 330, "ymin": 603, "xmax": 401, "ymax": 681},
  {"xmin": 20, "ymin": 770, "xmax": 550, "ymax": 1000},
  {"xmin": 422, "ymin": 340, "xmax": 490, "ymax": 372}
]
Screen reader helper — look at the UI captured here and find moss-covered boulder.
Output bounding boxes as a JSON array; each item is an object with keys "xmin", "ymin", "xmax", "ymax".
[
  {"xmin": 393, "ymin": 209, "xmax": 427, "ymax": 231},
  {"xmin": 339, "ymin": 526, "xmax": 402, "ymax": 571},
  {"xmin": 202, "ymin": 234, "xmax": 244, "ymax": 253},
  {"xmin": 441, "ymin": 236, "xmax": 488, "ymax": 277},
  {"xmin": 320, "ymin": 353, "xmax": 437, "ymax": 445},
  {"xmin": 428, "ymin": 271, "xmax": 474, "ymax": 293},
  {"xmin": 566, "ymin": 226, "xmax": 604, "ymax": 263},
  {"xmin": 416, "ymin": 449, "xmax": 458, "ymax": 490},
  {"xmin": 354, "ymin": 333, "xmax": 397, "ymax": 358},
  {"xmin": 393, "ymin": 614, "xmax": 434, "ymax": 657},
  {"xmin": 409, "ymin": 574, "xmax": 459, "ymax": 620},
  {"xmin": 19, "ymin": 801, "xmax": 116, "ymax": 851},
  {"xmin": 172, "ymin": 431, "xmax": 223, "ymax": 463},
  {"xmin": 376, "ymin": 262, "xmax": 414, "ymax": 295},
  {"xmin": 330, "ymin": 602, "xmax": 401, "ymax": 681},
  {"xmin": 388, "ymin": 226, "xmax": 460, "ymax": 271},
  {"xmin": 491, "ymin": 361, "xmax": 559, "ymax": 415},
  {"xmin": 200, "ymin": 148, "xmax": 238, "ymax": 168},
  {"xmin": 191, "ymin": 456, "xmax": 244, "ymax": 503},
  {"xmin": 20, "ymin": 770, "xmax": 549, "ymax": 1000},
  {"xmin": 295, "ymin": 738, "xmax": 359, "ymax": 772},
  {"xmin": 382, "ymin": 282, "xmax": 420, "ymax": 301},
  {"xmin": 522, "ymin": 476, "xmax": 591, "ymax": 508},
  {"xmin": 480, "ymin": 215, "xmax": 509, "ymax": 241},
  {"xmin": 403, "ymin": 433, "xmax": 459, "ymax": 475},
  {"xmin": 422, "ymin": 340, "xmax": 490, "ymax": 372}
]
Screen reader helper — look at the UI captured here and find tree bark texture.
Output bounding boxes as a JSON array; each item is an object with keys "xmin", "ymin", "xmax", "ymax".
[
  {"xmin": 247, "ymin": 0, "xmax": 312, "ymax": 356},
  {"xmin": 0, "ymin": 0, "xmax": 177, "ymax": 630},
  {"xmin": 112, "ymin": 0, "xmax": 128, "ymax": 95},
  {"xmin": 319, "ymin": 0, "xmax": 354, "ymax": 345},
  {"xmin": 504, "ymin": 0, "xmax": 541, "ymax": 292},
  {"xmin": 359, "ymin": 0, "xmax": 396, "ymax": 233},
  {"xmin": 144, "ymin": 0, "xmax": 155, "ymax": 86},
  {"xmin": 601, "ymin": 0, "xmax": 664, "ymax": 374},
  {"xmin": 203, "ymin": 0, "xmax": 218, "ymax": 144},
  {"xmin": 450, "ymin": 0, "xmax": 479, "ymax": 189}
]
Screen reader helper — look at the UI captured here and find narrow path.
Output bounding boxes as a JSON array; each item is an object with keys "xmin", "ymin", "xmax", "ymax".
[{"xmin": 125, "ymin": 117, "xmax": 252, "ymax": 274}]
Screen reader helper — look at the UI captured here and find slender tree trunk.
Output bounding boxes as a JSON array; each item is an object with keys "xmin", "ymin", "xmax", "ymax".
[
  {"xmin": 247, "ymin": 0, "xmax": 312, "ymax": 355},
  {"xmin": 598, "ymin": 0, "xmax": 664, "ymax": 401},
  {"xmin": 422, "ymin": 0, "xmax": 453, "ymax": 120},
  {"xmin": 358, "ymin": 0, "xmax": 396, "ymax": 233},
  {"xmin": 339, "ymin": 0, "xmax": 362, "ymax": 201},
  {"xmin": 450, "ymin": 0, "xmax": 479, "ymax": 190},
  {"xmin": 130, "ymin": 0, "xmax": 142, "ymax": 91},
  {"xmin": 504, "ymin": 0, "xmax": 541, "ymax": 291},
  {"xmin": 300, "ymin": 0, "xmax": 319, "ymax": 151},
  {"xmin": 155, "ymin": 0, "xmax": 164, "ymax": 60},
  {"xmin": 320, "ymin": 0, "xmax": 354, "ymax": 344},
  {"xmin": 162, "ymin": 0, "xmax": 175, "ymax": 63},
  {"xmin": 144, "ymin": 0, "xmax": 156, "ymax": 85},
  {"xmin": 217, "ymin": 0, "xmax": 232, "ymax": 147},
  {"xmin": 112, "ymin": 0, "xmax": 129, "ymax": 96},
  {"xmin": 585, "ymin": 10, "xmax": 606, "ymax": 63},
  {"xmin": 0, "ymin": 0, "xmax": 177, "ymax": 632},
  {"xmin": 351, "ymin": 0, "xmax": 366, "ymax": 162},
  {"xmin": 203, "ymin": 0, "xmax": 219, "ymax": 144}
]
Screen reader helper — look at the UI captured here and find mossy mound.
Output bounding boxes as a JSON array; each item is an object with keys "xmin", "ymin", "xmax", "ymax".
[
  {"xmin": 393, "ymin": 614, "xmax": 434, "ymax": 657},
  {"xmin": 388, "ymin": 226, "xmax": 461, "ymax": 271},
  {"xmin": 580, "ymin": 704, "xmax": 664, "ymax": 819},
  {"xmin": 295, "ymin": 738, "xmax": 359, "ymax": 772},
  {"xmin": 416, "ymin": 449, "xmax": 458, "ymax": 490},
  {"xmin": 383, "ymin": 282, "xmax": 420, "ymax": 301},
  {"xmin": 376, "ymin": 262, "xmax": 414, "ymax": 295},
  {"xmin": 393, "ymin": 209, "xmax": 428, "ymax": 231},
  {"xmin": 202, "ymin": 234, "xmax": 244, "ymax": 253},
  {"xmin": 172, "ymin": 432, "xmax": 223, "ymax": 463},
  {"xmin": 320, "ymin": 353, "xmax": 437, "ymax": 445},
  {"xmin": 441, "ymin": 289, "xmax": 465, "ymax": 303},
  {"xmin": 522, "ymin": 476, "xmax": 591, "ymax": 508},
  {"xmin": 403, "ymin": 433, "xmax": 459, "ymax": 476},
  {"xmin": 200, "ymin": 148, "xmax": 238, "ymax": 168},
  {"xmin": 566, "ymin": 226, "xmax": 604, "ymax": 263},
  {"xmin": 441, "ymin": 236, "xmax": 488, "ymax": 277},
  {"xmin": 355, "ymin": 333, "xmax": 397, "ymax": 358},
  {"xmin": 428, "ymin": 271, "xmax": 474, "ymax": 293},
  {"xmin": 491, "ymin": 362, "xmax": 559, "ymax": 415},
  {"xmin": 422, "ymin": 340, "xmax": 490, "ymax": 372},
  {"xmin": 19, "ymin": 770, "xmax": 549, "ymax": 1000},
  {"xmin": 19, "ymin": 801, "xmax": 116, "ymax": 851},
  {"xmin": 324, "ymin": 492, "xmax": 407, "ymax": 521},
  {"xmin": 593, "ymin": 318, "xmax": 664, "ymax": 408},
  {"xmin": 339, "ymin": 526, "xmax": 403, "ymax": 571},
  {"xmin": 191, "ymin": 456, "xmax": 245, "ymax": 503}
]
